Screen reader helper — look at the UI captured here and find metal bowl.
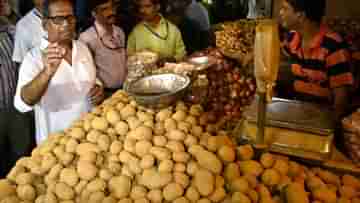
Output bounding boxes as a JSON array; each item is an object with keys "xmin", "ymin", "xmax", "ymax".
[{"xmin": 125, "ymin": 74, "xmax": 191, "ymax": 108}]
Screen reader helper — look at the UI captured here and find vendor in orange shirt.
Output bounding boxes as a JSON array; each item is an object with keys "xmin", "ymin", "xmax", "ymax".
[{"xmin": 279, "ymin": 0, "xmax": 354, "ymax": 121}]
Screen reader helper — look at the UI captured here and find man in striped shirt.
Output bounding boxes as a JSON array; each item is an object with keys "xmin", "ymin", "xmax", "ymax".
[
  {"xmin": 0, "ymin": 0, "xmax": 33, "ymax": 178},
  {"xmin": 279, "ymin": 0, "xmax": 354, "ymax": 121}
]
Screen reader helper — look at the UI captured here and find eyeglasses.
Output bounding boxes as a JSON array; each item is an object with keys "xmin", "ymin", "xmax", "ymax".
[{"xmin": 48, "ymin": 15, "xmax": 76, "ymax": 25}]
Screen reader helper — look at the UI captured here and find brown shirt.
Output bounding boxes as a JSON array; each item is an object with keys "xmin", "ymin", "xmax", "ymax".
[{"xmin": 80, "ymin": 24, "xmax": 127, "ymax": 88}]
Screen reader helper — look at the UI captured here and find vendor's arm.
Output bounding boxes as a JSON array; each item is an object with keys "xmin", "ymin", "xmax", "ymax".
[
  {"xmin": 327, "ymin": 42, "xmax": 354, "ymax": 121},
  {"xmin": 173, "ymin": 27, "xmax": 186, "ymax": 61},
  {"xmin": 16, "ymin": 44, "xmax": 63, "ymax": 109}
]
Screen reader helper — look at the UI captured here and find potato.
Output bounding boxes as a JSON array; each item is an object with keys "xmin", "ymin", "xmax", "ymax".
[
  {"xmin": 166, "ymin": 141, "xmax": 185, "ymax": 152},
  {"xmin": 153, "ymin": 136, "xmax": 167, "ymax": 147},
  {"xmin": 139, "ymin": 168, "xmax": 172, "ymax": 189},
  {"xmin": 115, "ymin": 121, "xmax": 129, "ymax": 136},
  {"xmin": 140, "ymin": 155, "xmax": 155, "ymax": 169},
  {"xmin": 131, "ymin": 126, "xmax": 153, "ymax": 140},
  {"xmin": 158, "ymin": 159, "xmax": 174, "ymax": 173},
  {"xmin": 172, "ymin": 110, "xmax": 186, "ymax": 122},
  {"xmin": 150, "ymin": 147, "xmax": 171, "ymax": 160},
  {"xmin": 79, "ymin": 151, "xmax": 97, "ymax": 163},
  {"xmin": 1, "ymin": 196, "xmax": 21, "ymax": 203},
  {"xmin": 127, "ymin": 116, "xmax": 142, "ymax": 130},
  {"xmin": 184, "ymin": 187, "xmax": 200, "ymax": 202},
  {"xmin": 288, "ymin": 161, "xmax": 301, "ymax": 177},
  {"xmin": 88, "ymin": 191, "xmax": 105, "ymax": 202},
  {"xmin": 60, "ymin": 168, "xmax": 79, "ymax": 187},
  {"xmin": 156, "ymin": 109, "xmax": 172, "ymax": 122},
  {"xmin": 103, "ymin": 196, "xmax": 117, "ymax": 203},
  {"xmin": 120, "ymin": 105, "xmax": 136, "ymax": 119},
  {"xmin": 338, "ymin": 198, "xmax": 351, "ymax": 203},
  {"xmin": 273, "ymin": 159, "xmax": 289, "ymax": 176},
  {"xmin": 342, "ymin": 175, "xmax": 360, "ymax": 189},
  {"xmin": 124, "ymin": 138, "xmax": 136, "ymax": 153},
  {"xmin": 189, "ymin": 145, "xmax": 222, "ymax": 174},
  {"xmin": 59, "ymin": 152, "xmax": 75, "ymax": 166},
  {"xmin": 239, "ymin": 160, "xmax": 263, "ymax": 177},
  {"xmin": 75, "ymin": 180, "xmax": 88, "ymax": 194},
  {"xmin": 163, "ymin": 183, "xmax": 184, "ymax": 201},
  {"xmin": 174, "ymin": 163, "xmax": 186, "ymax": 173},
  {"xmin": 137, "ymin": 111, "xmax": 153, "ymax": 122},
  {"xmin": 189, "ymin": 105, "xmax": 203, "ymax": 116},
  {"xmin": 224, "ymin": 163, "xmax": 241, "ymax": 181},
  {"xmin": 128, "ymin": 160, "xmax": 142, "ymax": 175},
  {"xmin": 86, "ymin": 130, "xmax": 101, "ymax": 143},
  {"xmin": 7, "ymin": 165, "xmax": 26, "ymax": 182},
  {"xmin": 186, "ymin": 161, "xmax": 199, "ymax": 176},
  {"xmin": 143, "ymin": 120, "xmax": 154, "ymax": 129},
  {"xmin": 232, "ymin": 192, "xmax": 251, "ymax": 203},
  {"xmin": 119, "ymin": 151, "xmax": 137, "ymax": 164},
  {"xmin": 174, "ymin": 172, "xmax": 190, "ymax": 188},
  {"xmin": 87, "ymin": 178, "xmax": 106, "ymax": 192},
  {"xmin": 315, "ymin": 169, "xmax": 341, "ymax": 186},
  {"xmin": 173, "ymin": 152, "xmax": 190, "ymax": 163},
  {"xmin": 166, "ymin": 130, "xmax": 186, "ymax": 141},
  {"xmin": 306, "ymin": 175, "xmax": 326, "ymax": 192},
  {"xmin": 135, "ymin": 140, "xmax": 152, "ymax": 157},
  {"xmin": 247, "ymin": 189, "xmax": 259, "ymax": 203},
  {"xmin": 147, "ymin": 189, "xmax": 163, "ymax": 203},
  {"xmin": 91, "ymin": 117, "xmax": 109, "ymax": 131},
  {"xmin": 134, "ymin": 198, "xmax": 149, "ymax": 203},
  {"xmin": 110, "ymin": 141, "xmax": 123, "ymax": 154},
  {"xmin": 76, "ymin": 143, "xmax": 101, "ymax": 155},
  {"xmin": 283, "ymin": 183, "xmax": 309, "ymax": 203},
  {"xmin": 339, "ymin": 185, "xmax": 358, "ymax": 199},
  {"xmin": 69, "ymin": 127, "xmax": 86, "ymax": 140},
  {"xmin": 184, "ymin": 135, "xmax": 198, "ymax": 147},
  {"xmin": 48, "ymin": 164, "xmax": 63, "ymax": 180},
  {"xmin": 209, "ymin": 187, "xmax": 226, "ymax": 202},
  {"xmin": 237, "ymin": 145, "xmax": 254, "ymax": 161},
  {"xmin": 121, "ymin": 165, "xmax": 134, "ymax": 178},
  {"xmin": 164, "ymin": 118, "xmax": 177, "ymax": 131},
  {"xmin": 177, "ymin": 122, "xmax": 191, "ymax": 133},
  {"xmin": 109, "ymin": 176, "xmax": 132, "ymax": 199},
  {"xmin": 154, "ymin": 122, "xmax": 165, "ymax": 136},
  {"xmin": 313, "ymin": 187, "xmax": 337, "ymax": 203},
  {"xmin": 44, "ymin": 192, "xmax": 58, "ymax": 203},
  {"xmin": 118, "ymin": 198, "xmax": 133, "ymax": 203},
  {"xmin": 15, "ymin": 173, "xmax": 35, "ymax": 185},
  {"xmin": 261, "ymin": 169, "xmax": 281, "ymax": 186},
  {"xmin": 130, "ymin": 185, "xmax": 147, "ymax": 199},
  {"xmin": 217, "ymin": 146, "xmax": 236, "ymax": 163},
  {"xmin": 195, "ymin": 169, "xmax": 215, "ymax": 196},
  {"xmin": 0, "ymin": 180, "xmax": 16, "ymax": 200},
  {"xmin": 106, "ymin": 109, "xmax": 121, "ymax": 125},
  {"xmin": 77, "ymin": 161, "xmax": 98, "ymax": 181},
  {"xmin": 97, "ymin": 134, "xmax": 111, "ymax": 151},
  {"xmin": 55, "ymin": 182, "xmax": 75, "ymax": 200},
  {"xmin": 260, "ymin": 153, "xmax": 275, "ymax": 168},
  {"xmin": 230, "ymin": 177, "xmax": 249, "ymax": 193},
  {"xmin": 206, "ymin": 136, "xmax": 218, "ymax": 152}
]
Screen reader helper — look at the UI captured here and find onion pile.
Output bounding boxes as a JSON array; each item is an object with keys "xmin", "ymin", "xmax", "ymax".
[{"xmin": 188, "ymin": 48, "xmax": 257, "ymax": 123}]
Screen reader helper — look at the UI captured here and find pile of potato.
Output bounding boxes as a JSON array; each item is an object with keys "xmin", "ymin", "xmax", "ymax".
[{"xmin": 0, "ymin": 91, "xmax": 359, "ymax": 203}]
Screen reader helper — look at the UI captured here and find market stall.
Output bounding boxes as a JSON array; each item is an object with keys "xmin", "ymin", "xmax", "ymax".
[{"xmin": 1, "ymin": 18, "xmax": 360, "ymax": 203}]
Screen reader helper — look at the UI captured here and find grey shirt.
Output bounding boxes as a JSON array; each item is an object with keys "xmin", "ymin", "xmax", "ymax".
[{"xmin": 0, "ymin": 25, "xmax": 17, "ymax": 109}]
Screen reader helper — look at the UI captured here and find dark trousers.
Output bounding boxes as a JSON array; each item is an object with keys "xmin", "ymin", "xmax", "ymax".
[{"xmin": 0, "ymin": 108, "xmax": 34, "ymax": 178}]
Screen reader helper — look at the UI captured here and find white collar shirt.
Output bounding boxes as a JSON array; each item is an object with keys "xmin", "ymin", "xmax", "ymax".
[
  {"xmin": 12, "ymin": 8, "xmax": 47, "ymax": 63},
  {"xmin": 185, "ymin": 0, "xmax": 210, "ymax": 31},
  {"xmin": 14, "ymin": 39, "xmax": 97, "ymax": 145}
]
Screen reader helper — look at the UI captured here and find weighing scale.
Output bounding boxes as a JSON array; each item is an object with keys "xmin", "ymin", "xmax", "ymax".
[{"xmin": 233, "ymin": 19, "xmax": 360, "ymax": 175}]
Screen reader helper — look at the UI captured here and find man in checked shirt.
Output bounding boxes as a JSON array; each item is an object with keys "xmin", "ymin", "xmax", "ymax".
[
  {"xmin": 279, "ymin": 0, "xmax": 354, "ymax": 121},
  {"xmin": 0, "ymin": 0, "xmax": 33, "ymax": 178}
]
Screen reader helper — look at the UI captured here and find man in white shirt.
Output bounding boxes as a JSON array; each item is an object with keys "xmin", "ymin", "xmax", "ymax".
[
  {"xmin": 12, "ymin": 0, "xmax": 46, "ymax": 63},
  {"xmin": 185, "ymin": 0, "xmax": 210, "ymax": 31},
  {"xmin": 14, "ymin": 0, "xmax": 104, "ymax": 144}
]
